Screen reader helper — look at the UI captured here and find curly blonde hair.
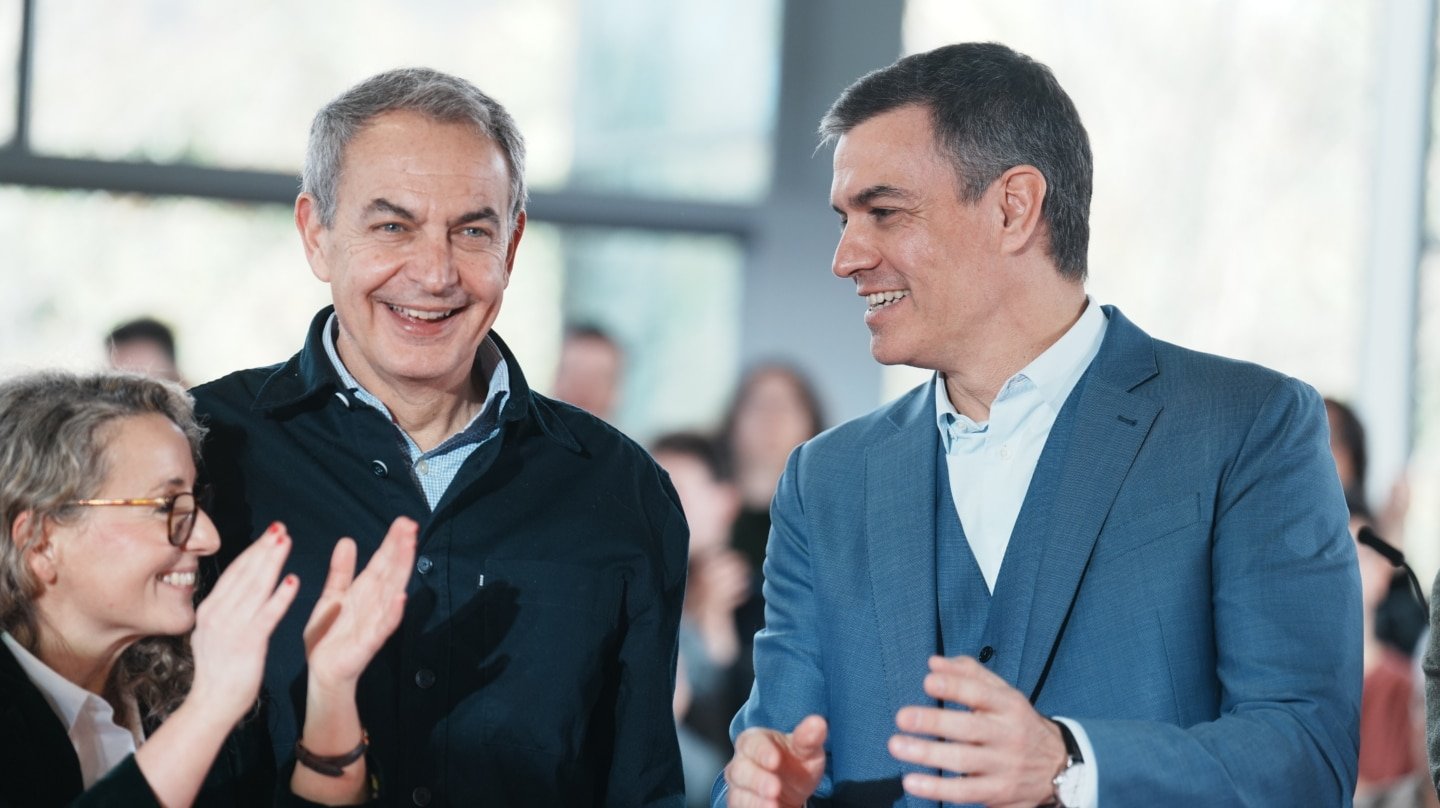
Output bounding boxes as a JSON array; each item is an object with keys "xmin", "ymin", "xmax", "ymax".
[{"xmin": 0, "ymin": 371, "xmax": 206, "ymax": 725}]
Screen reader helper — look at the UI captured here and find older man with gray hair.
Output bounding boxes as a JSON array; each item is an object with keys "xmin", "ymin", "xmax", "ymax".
[{"xmin": 194, "ymin": 68, "xmax": 688, "ymax": 807}]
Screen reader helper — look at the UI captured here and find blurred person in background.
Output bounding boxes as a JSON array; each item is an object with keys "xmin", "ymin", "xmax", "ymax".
[
  {"xmin": 718, "ymin": 363, "xmax": 825, "ymax": 573},
  {"xmin": 551, "ymin": 323, "xmax": 625, "ymax": 423},
  {"xmin": 191, "ymin": 68, "xmax": 686, "ymax": 806},
  {"xmin": 0, "ymin": 370, "xmax": 412, "ymax": 807},
  {"xmin": 1351, "ymin": 500, "xmax": 1422, "ymax": 807},
  {"xmin": 105, "ymin": 317, "xmax": 184, "ymax": 384},
  {"xmin": 653, "ymin": 432, "xmax": 749, "ymax": 807},
  {"xmin": 1328, "ymin": 398, "xmax": 1425, "ymax": 658}
]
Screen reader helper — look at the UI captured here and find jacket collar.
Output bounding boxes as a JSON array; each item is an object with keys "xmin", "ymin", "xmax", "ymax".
[{"xmin": 250, "ymin": 306, "xmax": 581, "ymax": 453}]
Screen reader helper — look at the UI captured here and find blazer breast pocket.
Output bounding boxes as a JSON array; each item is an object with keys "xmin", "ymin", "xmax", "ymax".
[{"xmin": 1092, "ymin": 493, "xmax": 1205, "ymax": 565}]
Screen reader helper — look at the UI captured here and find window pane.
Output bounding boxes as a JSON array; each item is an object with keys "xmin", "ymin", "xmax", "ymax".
[
  {"xmin": 31, "ymin": 0, "xmax": 780, "ymax": 202},
  {"xmin": 1410, "ymin": 252, "xmax": 1440, "ymax": 581},
  {"xmin": 528, "ymin": 226, "xmax": 744, "ymax": 441},
  {"xmin": 0, "ymin": 187, "xmax": 738, "ymax": 441},
  {"xmin": 0, "ymin": 188, "xmax": 329, "ymax": 383},
  {"xmin": 0, "ymin": 0, "xmax": 18, "ymax": 145},
  {"xmin": 900, "ymin": 1, "xmax": 1374, "ymax": 399}
]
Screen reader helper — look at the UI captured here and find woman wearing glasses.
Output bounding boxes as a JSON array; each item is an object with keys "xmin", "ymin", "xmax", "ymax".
[{"xmin": 0, "ymin": 371, "xmax": 416, "ymax": 807}]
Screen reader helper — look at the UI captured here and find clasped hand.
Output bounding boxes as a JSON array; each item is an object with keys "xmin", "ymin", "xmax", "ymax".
[{"xmin": 726, "ymin": 655, "xmax": 1067, "ymax": 808}]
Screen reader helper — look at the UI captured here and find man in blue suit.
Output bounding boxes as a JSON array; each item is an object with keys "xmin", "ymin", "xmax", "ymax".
[{"xmin": 717, "ymin": 43, "xmax": 1361, "ymax": 807}]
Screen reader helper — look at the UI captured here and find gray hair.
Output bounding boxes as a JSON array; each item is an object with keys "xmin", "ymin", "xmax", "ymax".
[
  {"xmin": 820, "ymin": 42, "xmax": 1093, "ymax": 281},
  {"xmin": 302, "ymin": 67, "xmax": 529, "ymax": 230},
  {"xmin": 0, "ymin": 371, "xmax": 204, "ymax": 723}
]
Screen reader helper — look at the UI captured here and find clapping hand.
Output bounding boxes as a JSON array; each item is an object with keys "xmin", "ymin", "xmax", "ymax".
[
  {"xmin": 188, "ymin": 522, "xmax": 299, "ymax": 724},
  {"xmin": 303, "ymin": 516, "xmax": 417, "ymax": 689}
]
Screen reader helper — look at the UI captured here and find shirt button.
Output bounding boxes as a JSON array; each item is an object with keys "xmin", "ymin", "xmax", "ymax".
[
  {"xmin": 371, "ymin": 460, "xmax": 388, "ymax": 478},
  {"xmin": 978, "ymin": 645, "xmax": 995, "ymax": 663},
  {"xmin": 412, "ymin": 786, "xmax": 432, "ymax": 806},
  {"xmin": 415, "ymin": 668, "xmax": 436, "ymax": 689},
  {"xmin": 416, "ymin": 556, "xmax": 433, "ymax": 574},
  {"xmin": 998, "ymin": 445, "xmax": 1012, "ymax": 460},
  {"xmin": 415, "ymin": 459, "xmax": 430, "ymax": 475}
]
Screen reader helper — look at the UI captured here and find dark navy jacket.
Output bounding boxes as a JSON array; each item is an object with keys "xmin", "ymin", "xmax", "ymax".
[{"xmin": 193, "ymin": 308, "xmax": 688, "ymax": 807}]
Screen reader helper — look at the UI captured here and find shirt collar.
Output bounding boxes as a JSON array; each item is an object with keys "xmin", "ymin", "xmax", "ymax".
[
  {"xmin": 934, "ymin": 297, "xmax": 1108, "ymax": 445},
  {"xmin": 320, "ymin": 311, "xmax": 511, "ymax": 435},
  {"xmin": 2, "ymin": 632, "xmax": 102, "ymax": 733}
]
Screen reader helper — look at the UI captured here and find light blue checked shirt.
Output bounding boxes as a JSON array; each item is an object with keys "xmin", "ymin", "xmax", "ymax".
[
  {"xmin": 933, "ymin": 297, "xmax": 1107, "ymax": 808},
  {"xmin": 322, "ymin": 313, "xmax": 510, "ymax": 510}
]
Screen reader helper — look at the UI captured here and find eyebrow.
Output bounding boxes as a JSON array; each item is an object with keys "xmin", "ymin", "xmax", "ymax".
[
  {"xmin": 362, "ymin": 199, "xmax": 502, "ymax": 230},
  {"xmin": 448, "ymin": 207, "xmax": 501, "ymax": 229},
  {"xmin": 364, "ymin": 198, "xmax": 417, "ymax": 222},
  {"xmin": 833, "ymin": 184, "xmax": 917, "ymax": 214}
]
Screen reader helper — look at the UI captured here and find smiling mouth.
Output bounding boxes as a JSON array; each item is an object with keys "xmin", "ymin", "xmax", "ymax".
[
  {"xmin": 387, "ymin": 304, "xmax": 461, "ymax": 322},
  {"xmin": 158, "ymin": 571, "xmax": 197, "ymax": 587},
  {"xmin": 866, "ymin": 290, "xmax": 909, "ymax": 312}
]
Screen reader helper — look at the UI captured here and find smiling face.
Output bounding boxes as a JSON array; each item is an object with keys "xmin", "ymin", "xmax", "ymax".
[
  {"xmin": 830, "ymin": 105, "xmax": 1010, "ymax": 372},
  {"xmin": 34, "ymin": 413, "xmax": 220, "ymax": 652},
  {"xmin": 297, "ymin": 109, "xmax": 526, "ymax": 402}
]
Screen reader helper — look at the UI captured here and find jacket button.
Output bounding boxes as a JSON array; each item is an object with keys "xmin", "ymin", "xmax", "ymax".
[
  {"xmin": 412, "ymin": 786, "xmax": 432, "ymax": 806},
  {"xmin": 978, "ymin": 645, "xmax": 994, "ymax": 663},
  {"xmin": 416, "ymin": 556, "xmax": 433, "ymax": 574},
  {"xmin": 415, "ymin": 668, "xmax": 436, "ymax": 689},
  {"xmin": 371, "ymin": 460, "xmax": 388, "ymax": 478}
]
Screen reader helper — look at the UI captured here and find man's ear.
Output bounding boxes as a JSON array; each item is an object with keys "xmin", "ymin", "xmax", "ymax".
[
  {"xmin": 11, "ymin": 511, "xmax": 57, "ymax": 585},
  {"xmin": 501, "ymin": 211, "xmax": 527, "ymax": 288},
  {"xmin": 996, "ymin": 165, "xmax": 1047, "ymax": 256},
  {"xmin": 295, "ymin": 193, "xmax": 333, "ymax": 283}
]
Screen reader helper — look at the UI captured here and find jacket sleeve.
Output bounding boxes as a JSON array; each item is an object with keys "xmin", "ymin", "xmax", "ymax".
[
  {"xmin": 1080, "ymin": 377, "xmax": 1362, "ymax": 805},
  {"xmin": 712, "ymin": 445, "xmax": 835, "ymax": 807},
  {"xmin": 605, "ymin": 482, "xmax": 689, "ymax": 808}
]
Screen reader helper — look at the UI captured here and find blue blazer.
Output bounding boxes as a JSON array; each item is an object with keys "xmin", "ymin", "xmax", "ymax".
[{"xmin": 719, "ymin": 307, "xmax": 1361, "ymax": 807}]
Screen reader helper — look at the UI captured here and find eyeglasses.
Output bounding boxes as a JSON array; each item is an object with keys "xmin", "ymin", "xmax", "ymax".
[{"xmin": 67, "ymin": 488, "xmax": 209, "ymax": 547}]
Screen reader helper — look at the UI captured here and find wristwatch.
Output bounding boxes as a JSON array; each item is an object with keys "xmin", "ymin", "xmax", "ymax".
[{"xmin": 1049, "ymin": 719, "xmax": 1086, "ymax": 808}]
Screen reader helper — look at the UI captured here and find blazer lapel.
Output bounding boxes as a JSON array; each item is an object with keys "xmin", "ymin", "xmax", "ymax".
[
  {"xmin": 864, "ymin": 383, "xmax": 941, "ymax": 737},
  {"xmin": 1017, "ymin": 308, "xmax": 1162, "ymax": 699}
]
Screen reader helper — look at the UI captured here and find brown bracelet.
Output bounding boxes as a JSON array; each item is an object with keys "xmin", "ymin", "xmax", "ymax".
[{"xmin": 296, "ymin": 729, "xmax": 369, "ymax": 777}]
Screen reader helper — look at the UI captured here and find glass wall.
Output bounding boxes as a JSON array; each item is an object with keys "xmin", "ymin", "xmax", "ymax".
[
  {"xmin": 0, "ymin": 0, "xmax": 17, "ymax": 145},
  {"xmin": 890, "ymin": 1, "xmax": 1377, "ymax": 405},
  {"xmin": 7, "ymin": 0, "xmax": 775, "ymax": 440},
  {"xmin": 29, "ymin": 0, "xmax": 779, "ymax": 202}
]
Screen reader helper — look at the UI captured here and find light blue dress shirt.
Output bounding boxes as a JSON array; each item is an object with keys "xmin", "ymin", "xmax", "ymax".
[
  {"xmin": 322, "ymin": 313, "xmax": 510, "ymax": 510},
  {"xmin": 933, "ymin": 298, "xmax": 1107, "ymax": 807}
]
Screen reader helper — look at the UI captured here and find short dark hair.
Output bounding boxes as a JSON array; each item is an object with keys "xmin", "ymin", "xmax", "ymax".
[
  {"xmin": 651, "ymin": 431, "xmax": 729, "ymax": 483},
  {"xmin": 105, "ymin": 317, "xmax": 177, "ymax": 363},
  {"xmin": 564, "ymin": 323, "xmax": 620, "ymax": 350},
  {"xmin": 820, "ymin": 42, "xmax": 1093, "ymax": 280},
  {"xmin": 1324, "ymin": 398, "xmax": 1367, "ymax": 494}
]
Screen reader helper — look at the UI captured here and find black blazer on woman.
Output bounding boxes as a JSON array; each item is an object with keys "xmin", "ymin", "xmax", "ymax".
[{"xmin": 0, "ymin": 641, "xmax": 328, "ymax": 808}]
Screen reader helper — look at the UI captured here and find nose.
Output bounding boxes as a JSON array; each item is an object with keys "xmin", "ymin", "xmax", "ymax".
[
  {"xmin": 407, "ymin": 232, "xmax": 460, "ymax": 295},
  {"xmin": 832, "ymin": 225, "xmax": 879, "ymax": 280},
  {"xmin": 184, "ymin": 510, "xmax": 221, "ymax": 557}
]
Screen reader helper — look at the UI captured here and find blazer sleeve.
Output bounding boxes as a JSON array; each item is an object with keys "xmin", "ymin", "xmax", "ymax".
[
  {"xmin": 1079, "ymin": 377, "xmax": 1362, "ymax": 805},
  {"xmin": 712, "ymin": 445, "xmax": 835, "ymax": 806}
]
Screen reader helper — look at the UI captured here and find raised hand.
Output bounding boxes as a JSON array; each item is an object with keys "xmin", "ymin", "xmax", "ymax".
[
  {"xmin": 888, "ymin": 655, "xmax": 1067, "ymax": 808},
  {"xmin": 725, "ymin": 715, "xmax": 828, "ymax": 808},
  {"xmin": 302, "ymin": 516, "xmax": 417, "ymax": 689},
  {"xmin": 188, "ymin": 521, "xmax": 299, "ymax": 723}
]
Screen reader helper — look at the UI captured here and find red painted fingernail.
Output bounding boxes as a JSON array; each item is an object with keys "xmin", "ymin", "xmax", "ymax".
[{"xmin": 285, "ymin": 574, "xmax": 298, "ymax": 586}]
